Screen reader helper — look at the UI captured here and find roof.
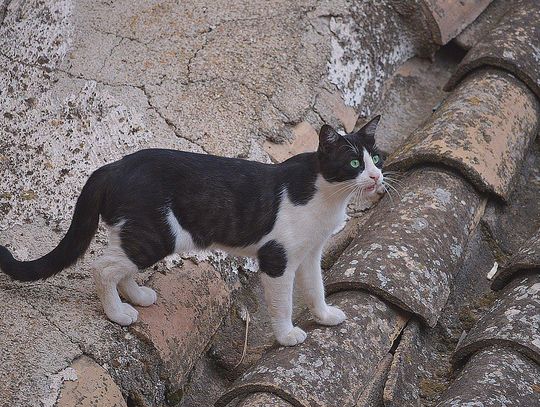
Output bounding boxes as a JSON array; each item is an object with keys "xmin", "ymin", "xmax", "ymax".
[{"xmin": 1, "ymin": 0, "xmax": 539, "ymax": 406}]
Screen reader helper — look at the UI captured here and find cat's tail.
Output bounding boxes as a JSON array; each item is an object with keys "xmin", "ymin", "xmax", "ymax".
[{"xmin": 0, "ymin": 168, "xmax": 108, "ymax": 281}]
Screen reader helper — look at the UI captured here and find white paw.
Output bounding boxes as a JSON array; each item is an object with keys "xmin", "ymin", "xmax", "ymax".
[
  {"xmin": 106, "ymin": 303, "xmax": 139, "ymax": 326},
  {"xmin": 131, "ymin": 286, "xmax": 157, "ymax": 307},
  {"xmin": 276, "ymin": 326, "xmax": 307, "ymax": 346},
  {"xmin": 315, "ymin": 306, "xmax": 347, "ymax": 326}
]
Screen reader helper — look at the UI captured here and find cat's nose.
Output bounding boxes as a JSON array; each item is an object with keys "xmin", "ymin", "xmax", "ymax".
[{"xmin": 369, "ymin": 173, "xmax": 380, "ymax": 182}]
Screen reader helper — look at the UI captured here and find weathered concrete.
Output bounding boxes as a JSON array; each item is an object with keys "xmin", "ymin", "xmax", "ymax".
[
  {"xmin": 326, "ymin": 169, "xmax": 482, "ymax": 327},
  {"xmin": 216, "ymin": 291, "xmax": 407, "ymax": 407},
  {"xmin": 491, "ymin": 230, "xmax": 540, "ymax": 290},
  {"xmin": 387, "ymin": 69, "xmax": 540, "ymax": 200},
  {"xmin": 327, "ymin": 0, "xmax": 436, "ymax": 116},
  {"xmin": 436, "ymin": 347, "xmax": 540, "ymax": 407},
  {"xmin": 0, "ymin": 288, "xmax": 82, "ymax": 407},
  {"xmin": 447, "ymin": 0, "xmax": 540, "ymax": 99},
  {"xmin": 455, "ymin": 273, "xmax": 540, "ymax": 365},
  {"xmin": 56, "ymin": 356, "xmax": 127, "ymax": 407}
]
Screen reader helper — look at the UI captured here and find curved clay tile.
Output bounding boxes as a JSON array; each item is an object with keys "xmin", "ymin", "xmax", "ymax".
[
  {"xmin": 437, "ymin": 347, "xmax": 540, "ymax": 406},
  {"xmin": 325, "ymin": 168, "xmax": 481, "ymax": 327},
  {"xmin": 446, "ymin": 0, "xmax": 540, "ymax": 100},
  {"xmin": 492, "ymin": 229, "xmax": 540, "ymax": 290},
  {"xmin": 215, "ymin": 291, "xmax": 407, "ymax": 407},
  {"xmin": 454, "ymin": 273, "xmax": 540, "ymax": 366},
  {"xmin": 386, "ymin": 69, "xmax": 539, "ymax": 201}
]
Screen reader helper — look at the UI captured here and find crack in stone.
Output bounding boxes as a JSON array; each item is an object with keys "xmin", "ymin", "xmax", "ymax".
[
  {"xmin": 97, "ymin": 36, "xmax": 123, "ymax": 76},
  {"xmin": 0, "ymin": 50, "xmax": 205, "ymax": 152},
  {"xmin": 186, "ymin": 31, "xmax": 211, "ymax": 82}
]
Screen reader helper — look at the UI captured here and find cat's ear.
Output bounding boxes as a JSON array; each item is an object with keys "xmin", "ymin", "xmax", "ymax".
[
  {"xmin": 358, "ymin": 115, "xmax": 381, "ymax": 138},
  {"xmin": 319, "ymin": 124, "xmax": 340, "ymax": 152}
]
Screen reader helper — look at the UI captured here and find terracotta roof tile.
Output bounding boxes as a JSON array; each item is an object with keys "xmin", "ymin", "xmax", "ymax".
[
  {"xmin": 383, "ymin": 320, "xmax": 424, "ymax": 407},
  {"xmin": 454, "ymin": 273, "xmax": 540, "ymax": 366},
  {"xmin": 446, "ymin": 0, "xmax": 540, "ymax": 100},
  {"xmin": 455, "ymin": 0, "xmax": 512, "ymax": 50},
  {"xmin": 325, "ymin": 169, "xmax": 481, "ymax": 327},
  {"xmin": 419, "ymin": 0, "xmax": 493, "ymax": 45},
  {"xmin": 237, "ymin": 392, "xmax": 293, "ymax": 407},
  {"xmin": 355, "ymin": 354, "xmax": 393, "ymax": 407},
  {"xmin": 132, "ymin": 261, "xmax": 230, "ymax": 391},
  {"xmin": 437, "ymin": 347, "xmax": 540, "ymax": 406},
  {"xmin": 216, "ymin": 291, "xmax": 407, "ymax": 407},
  {"xmin": 386, "ymin": 69, "xmax": 539, "ymax": 200},
  {"xmin": 56, "ymin": 356, "xmax": 127, "ymax": 407},
  {"xmin": 492, "ymin": 229, "xmax": 540, "ymax": 290}
]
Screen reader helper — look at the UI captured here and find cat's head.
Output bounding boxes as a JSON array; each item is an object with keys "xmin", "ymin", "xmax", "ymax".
[{"xmin": 317, "ymin": 115, "xmax": 384, "ymax": 196}]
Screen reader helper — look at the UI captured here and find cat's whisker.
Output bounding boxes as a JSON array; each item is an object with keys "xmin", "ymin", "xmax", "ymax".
[
  {"xmin": 327, "ymin": 182, "xmax": 357, "ymax": 199},
  {"xmin": 383, "ymin": 176, "xmax": 405, "ymax": 188},
  {"xmin": 343, "ymin": 137, "xmax": 360, "ymax": 156},
  {"xmin": 382, "ymin": 184, "xmax": 394, "ymax": 204},
  {"xmin": 329, "ymin": 183, "xmax": 354, "ymax": 194},
  {"xmin": 383, "ymin": 176, "xmax": 406, "ymax": 186},
  {"xmin": 383, "ymin": 178, "xmax": 405, "ymax": 192},
  {"xmin": 384, "ymin": 182, "xmax": 402, "ymax": 199}
]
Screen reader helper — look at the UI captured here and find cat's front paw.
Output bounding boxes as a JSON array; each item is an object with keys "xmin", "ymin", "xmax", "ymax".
[
  {"xmin": 314, "ymin": 305, "xmax": 347, "ymax": 326},
  {"xmin": 276, "ymin": 326, "xmax": 307, "ymax": 346},
  {"xmin": 106, "ymin": 303, "xmax": 139, "ymax": 326}
]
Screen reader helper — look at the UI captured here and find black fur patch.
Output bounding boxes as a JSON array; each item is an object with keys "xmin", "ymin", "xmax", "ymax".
[
  {"xmin": 98, "ymin": 149, "xmax": 319, "ymax": 268},
  {"xmin": 257, "ymin": 240, "xmax": 287, "ymax": 277}
]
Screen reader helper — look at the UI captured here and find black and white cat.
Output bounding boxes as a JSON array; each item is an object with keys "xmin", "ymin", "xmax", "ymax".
[{"xmin": 0, "ymin": 116, "xmax": 385, "ymax": 346}]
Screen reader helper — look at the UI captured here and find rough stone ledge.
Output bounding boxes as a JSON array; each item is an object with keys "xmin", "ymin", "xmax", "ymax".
[
  {"xmin": 325, "ymin": 168, "xmax": 481, "ymax": 327},
  {"xmin": 446, "ymin": 0, "xmax": 540, "ymax": 100},
  {"xmin": 436, "ymin": 346, "xmax": 540, "ymax": 406},
  {"xmin": 215, "ymin": 290, "xmax": 408, "ymax": 407},
  {"xmin": 491, "ymin": 229, "xmax": 540, "ymax": 290},
  {"xmin": 386, "ymin": 69, "xmax": 539, "ymax": 201},
  {"xmin": 454, "ymin": 273, "xmax": 540, "ymax": 366}
]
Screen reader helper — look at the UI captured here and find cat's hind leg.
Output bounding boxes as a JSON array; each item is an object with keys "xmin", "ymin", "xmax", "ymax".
[
  {"xmin": 118, "ymin": 276, "xmax": 157, "ymax": 306},
  {"xmin": 92, "ymin": 246, "xmax": 139, "ymax": 326}
]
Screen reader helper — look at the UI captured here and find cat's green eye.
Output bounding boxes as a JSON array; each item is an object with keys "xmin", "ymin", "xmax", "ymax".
[
  {"xmin": 372, "ymin": 155, "xmax": 380, "ymax": 164},
  {"xmin": 350, "ymin": 159, "xmax": 361, "ymax": 168}
]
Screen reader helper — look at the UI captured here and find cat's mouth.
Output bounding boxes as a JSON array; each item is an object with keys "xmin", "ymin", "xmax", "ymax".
[{"xmin": 364, "ymin": 184, "xmax": 376, "ymax": 193}]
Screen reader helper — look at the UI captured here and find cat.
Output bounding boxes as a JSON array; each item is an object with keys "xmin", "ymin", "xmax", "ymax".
[{"xmin": 0, "ymin": 116, "xmax": 385, "ymax": 346}]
